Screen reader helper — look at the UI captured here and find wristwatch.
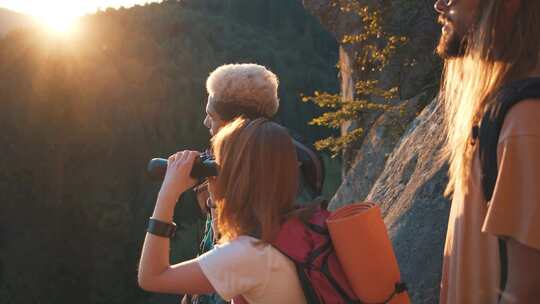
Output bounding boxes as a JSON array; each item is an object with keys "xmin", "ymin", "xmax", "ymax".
[{"xmin": 147, "ymin": 218, "xmax": 177, "ymax": 238}]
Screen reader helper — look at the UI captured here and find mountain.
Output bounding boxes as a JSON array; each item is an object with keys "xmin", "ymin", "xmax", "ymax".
[{"xmin": 0, "ymin": 8, "xmax": 34, "ymax": 36}]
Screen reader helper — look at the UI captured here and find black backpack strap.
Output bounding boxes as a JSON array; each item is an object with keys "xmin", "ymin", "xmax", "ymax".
[
  {"xmin": 319, "ymin": 250, "xmax": 360, "ymax": 304},
  {"xmin": 375, "ymin": 282, "xmax": 408, "ymax": 304},
  {"xmin": 497, "ymin": 238, "xmax": 508, "ymax": 301},
  {"xmin": 478, "ymin": 77, "xmax": 540, "ymax": 201},
  {"xmin": 477, "ymin": 77, "xmax": 540, "ymax": 300},
  {"xmin": 295, "ymin": 263, "xmax": 323, "ymax": 304},
  {"xmin": 292, "ymin": 138, "xmax": 325, "ymax": 196}
]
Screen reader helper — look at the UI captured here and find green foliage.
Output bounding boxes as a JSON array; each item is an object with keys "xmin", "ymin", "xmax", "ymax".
[{"xmin": 303, "ymin": 1, "xmax": 407, "ymax": 155}]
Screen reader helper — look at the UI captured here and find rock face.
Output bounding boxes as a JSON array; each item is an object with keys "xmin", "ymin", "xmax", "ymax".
[
  {"xmin": 329, "ymin": 96, "xmax": 420, "ymax": 210},
  {"xmin": 330, "ymin": 97, "xmax": 449, "ymax": 303},
  {"xmin": 366, "ymin": 98, "xmax": 449, "ymax": 303}
]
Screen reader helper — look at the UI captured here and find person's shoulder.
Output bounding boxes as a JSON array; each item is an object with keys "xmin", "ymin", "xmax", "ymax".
[
  {"xmin": 197, "ymin": 236, "xmax": 270, "ymax": 271},
  {"xmin": 213, "ymin": 236, "xmax": 270, "ymax": 257},
  {"xmin": 499, "ymin": 99, "xmax": 540, "ymax": 142},
  {"xmin": 197, "ymin": 236, "xmax": 273, "ymax": 300}
]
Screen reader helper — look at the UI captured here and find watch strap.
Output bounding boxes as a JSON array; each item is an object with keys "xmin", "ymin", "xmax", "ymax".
[{"xmin": 147, "ymin": 218, "xmax": 177, "ymax": 238}]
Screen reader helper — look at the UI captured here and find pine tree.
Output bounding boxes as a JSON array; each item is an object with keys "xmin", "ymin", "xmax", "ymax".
[{"xmin": 302, "ymin": 1, "xmax": 407, "ymax": 155}]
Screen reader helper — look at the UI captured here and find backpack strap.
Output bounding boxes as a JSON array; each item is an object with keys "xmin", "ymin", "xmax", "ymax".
[
  {"xmin": 477, "ymin": 77, "xmax": 540, "ymax": 300},
  {"xmin": 292, "ymin": 138, "xmax": 325, "ymax": 196},
  {"xmin": 296, "ymin": 262, "xmax": 324, "ymax": 304},
  {"xmin": 478, "ymin": 77, "xmax": 540, "ymax": 201}
]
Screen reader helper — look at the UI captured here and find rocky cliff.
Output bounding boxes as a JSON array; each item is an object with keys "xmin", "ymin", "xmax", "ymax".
[
  {"xmin": 365, "ymin": 98, "xmax": 449, "ymax": 303},
  {"xmin": 329, "ymin": 96, "xmax": 449, "ymax": 303},
  {"xmin": 302, "ymin": 1, "xmax": 450, "ymax": 302}
]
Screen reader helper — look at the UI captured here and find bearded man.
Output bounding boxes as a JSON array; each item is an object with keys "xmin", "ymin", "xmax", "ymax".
[{"xmin": 434, "ymin": 0, "xmax": 540, "ymax": 303}]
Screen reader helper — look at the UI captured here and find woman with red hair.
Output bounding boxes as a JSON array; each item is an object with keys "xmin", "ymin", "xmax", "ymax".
[{"xmin": 138, "ymin": 117, "xmax": 307, "ymax": 304}]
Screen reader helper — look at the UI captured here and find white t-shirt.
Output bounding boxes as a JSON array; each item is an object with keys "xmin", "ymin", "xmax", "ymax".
[{"xmin": 196, "ymin": 235, "xmax": 307, "ymax": 304}]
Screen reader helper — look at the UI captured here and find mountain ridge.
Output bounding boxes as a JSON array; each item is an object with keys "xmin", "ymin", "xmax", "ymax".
[{"xmin": 0, "ymin": 8, "xmax": 35, "ymax": 37}]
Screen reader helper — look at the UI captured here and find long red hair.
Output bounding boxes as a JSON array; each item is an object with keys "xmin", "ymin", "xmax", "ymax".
[{"xmin": 210, "ymin": 117, "xmax": 299, "ymax": 243}]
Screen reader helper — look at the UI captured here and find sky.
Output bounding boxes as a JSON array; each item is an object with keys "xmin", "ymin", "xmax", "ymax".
[
  {"xmin": 0, "ymin": 1, "xmax": 162, "ymax": 17},
  {"xmin": 0, "ymin": 1, "xmax": 163, "ymax": 33}
]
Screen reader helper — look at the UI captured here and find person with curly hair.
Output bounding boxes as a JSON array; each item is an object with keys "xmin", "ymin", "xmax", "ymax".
[{"xmin": 188, "ymin": 63, "xmax": 323, "ymax": 304}]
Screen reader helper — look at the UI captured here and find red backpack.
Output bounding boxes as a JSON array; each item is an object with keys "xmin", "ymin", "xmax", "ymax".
[
  {"xmin": 234, "ymin": 203, "xmax": 409, "ymax": 304},
  {"xmin": 234, "ymin": 204, "xmax": 359, "ymax": 304},
  {"xmin": 272, "ymin": 205, "xmax": 359, "ymax": 303}
]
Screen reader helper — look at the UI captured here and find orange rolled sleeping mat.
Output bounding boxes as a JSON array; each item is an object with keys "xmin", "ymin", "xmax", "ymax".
[{"xmin": 326, "ymin": 202, "xmax": 410, "ymax": 304}]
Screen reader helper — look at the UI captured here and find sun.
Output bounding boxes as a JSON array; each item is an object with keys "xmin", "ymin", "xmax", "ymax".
[
  {"xmin": 23, "ymin": 1, "xmax": 83, "ymax": 36},
  {"xmin": 36, "ymin": 12, "xmax": 79, "ymax": 35}
]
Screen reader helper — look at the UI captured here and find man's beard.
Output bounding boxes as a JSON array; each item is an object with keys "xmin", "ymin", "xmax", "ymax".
[{"xmin": 436, "ymin": 19, "xmax": 468, "ymax": 59}]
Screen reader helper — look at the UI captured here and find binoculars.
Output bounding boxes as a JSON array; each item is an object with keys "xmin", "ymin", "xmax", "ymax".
[{"xmin": 147, "ymin": 152, "xmax": 218, "ymax": 181}]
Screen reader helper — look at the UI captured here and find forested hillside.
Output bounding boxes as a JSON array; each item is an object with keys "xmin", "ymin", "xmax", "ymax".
[
  {"xmin": 0, "ymin": 1, "xmax": 339, "ymax": 303},
  {"xmin": 0, "ymin": 8, "xmax": 34, "ymax": 37}
]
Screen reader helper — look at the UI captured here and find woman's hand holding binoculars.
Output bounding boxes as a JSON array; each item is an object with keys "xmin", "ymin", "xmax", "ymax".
[{"xmin": 158, "ymin": 150, "xmax": 200, "ymax": 205}]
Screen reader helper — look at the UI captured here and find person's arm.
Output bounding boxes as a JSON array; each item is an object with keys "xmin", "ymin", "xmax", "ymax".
[
  {"xmin": 138, "ymin": 151, "xmax": 214, "ymax": 295},
  {"xmin": 500, "ymin": 239, "xmax": 540, "ymax": 304}
]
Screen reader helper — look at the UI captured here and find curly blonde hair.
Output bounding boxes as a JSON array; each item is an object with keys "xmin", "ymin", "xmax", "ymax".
[{"xmin": 206, "ymin": 63, "xmax": 279, "ymax": 118}]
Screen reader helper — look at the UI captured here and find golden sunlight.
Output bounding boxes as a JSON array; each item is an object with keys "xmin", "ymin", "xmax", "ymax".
[
  {"xmin": 1, "ymin": 1, "xmax": 164, "ymax": 35},
  {"xmin": 36, "ymin": 12, "xmax": 79, "ymax": 35}
]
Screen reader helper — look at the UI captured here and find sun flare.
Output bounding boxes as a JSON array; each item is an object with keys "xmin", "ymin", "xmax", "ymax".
[
  {"xmin": 37, "ymin": 14, "xmax": 79, "ymax": 35},
  {"xmin": 12, "ymin": 1, "xmax": 85, "ymax": 36},
  {"xmin": 35, "ymin": 8, "xmax": 80, "ymax": 35},
  {"xmin": 3, "ymin": 1, "xmax": 164, "ymax": 35}
]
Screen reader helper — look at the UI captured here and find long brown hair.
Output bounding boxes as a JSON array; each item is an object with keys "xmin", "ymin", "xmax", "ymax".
[
  {"xmin": 442, "ymin": 0, "xmax": 540, "ymax": 195},
  {"xmin": 210, "ymin": 117, "xmax": 299, "ymax": 243}
]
